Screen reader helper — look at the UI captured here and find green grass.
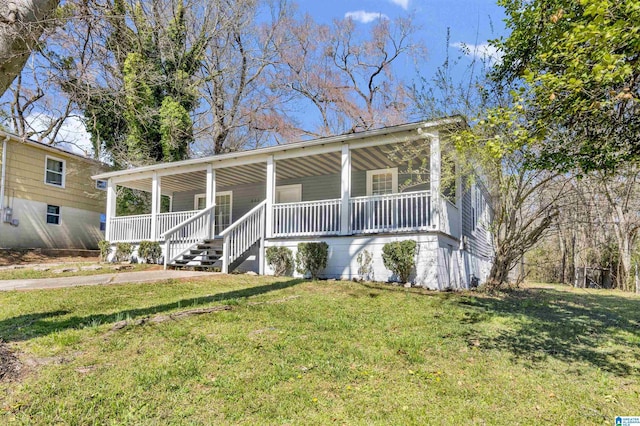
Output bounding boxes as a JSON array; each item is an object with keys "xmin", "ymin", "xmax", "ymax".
[
  {"xmin": 0, "ymin": 277, "xmax": 638, "ymax": 424},
  {"xmin": 0, "ymin": 263, "xmax": 156, "ymax": 280}
]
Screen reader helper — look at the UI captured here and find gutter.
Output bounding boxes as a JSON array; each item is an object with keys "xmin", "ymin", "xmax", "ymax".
[{"xmin": 0, "ymin": 134, "xmax": 8, "ymax": 213}]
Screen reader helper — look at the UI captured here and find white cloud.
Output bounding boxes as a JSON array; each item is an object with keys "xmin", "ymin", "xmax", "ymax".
[
  {"xmin": 345, "ymin": 10, "xmax": 389, "ymax": 24},
  {"xmin": 25, "ymin": 114, "xmax": 95, "ymax": 157},
  {"xmin": 452, "ymin": 42, "xmax": 503, "ymax": 65},
  {"xmin": 389, "ymin": 0, "xmax": 409, "ymax": 10}
]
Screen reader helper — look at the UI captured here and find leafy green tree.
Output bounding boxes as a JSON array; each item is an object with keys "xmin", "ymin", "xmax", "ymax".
[
  {"xmin": 494, "ymin": 0, "xmax": 640, "ymax": 171},
  {"xmin": 76, "ymin": 0, "xmax": 204, "ymax": 169}
]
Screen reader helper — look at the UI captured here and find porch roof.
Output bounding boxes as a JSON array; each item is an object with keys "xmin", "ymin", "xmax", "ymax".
[{"xmin": 93, "ymin": 117, "xmax": 465, "ymax": 193}]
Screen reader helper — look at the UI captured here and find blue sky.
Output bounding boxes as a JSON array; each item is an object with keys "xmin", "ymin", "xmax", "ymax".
[
  {"xmin": 6, "ymin": 0, "xmax": 509, "ymax": 156},
  {"xmin": 296, "ymin": 0, "xmax": 507, "ymax": 74}
]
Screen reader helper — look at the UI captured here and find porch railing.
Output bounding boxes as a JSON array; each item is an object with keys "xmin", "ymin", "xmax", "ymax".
[
  {"xmin": 110, "ymin": 214, "xmax": 152, "ymax": 242},
  {"xmin": 163, "ymin": 205, "xmax": 215, "ymax": 267},
  {"xmin": 108, "ymin": 210, "xmax": 200, "ymax": 243},
  {"xmin": 273, "ymin": 198, "xmax": 341, "ymax": 237},
  {"xmin": 349, "ymin": 190, "xmax": 432, "ymax": 234},
  {"xmin": 157, "ymin": 210, "xmax": 199, "ymax": 237},
  {"xmin": 220, "ymin": 200, "xmax": 266, "ymax": 273}
]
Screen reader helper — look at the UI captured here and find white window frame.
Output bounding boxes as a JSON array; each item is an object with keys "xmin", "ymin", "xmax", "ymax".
[
  {"xmin": 96, "ymin": 180, "xmax": 108, "ymax": 191},
  {"xmin": 213, "ymin": 191, "xmax": 233, "ymax": 233},
  {"xmin": 194, "ymin": 193, "xmax": 206, "ymax": 210},
  {"xmin": 46, "ymin": 204, "xmax": 61, "ymax": 225},
  {"xmin": 275, "ymin": 184, "xmax": 302, "ymax": 203},
  {"xmin": 44, "ymin": 155, "xmax": 66, "ymax": 188},
  {"xmin": 194, "ymin": 190, "xmax": 233, "ymax": 219},
  {"xmin": 366, "ymin": 168, "xmax": 398, "ymax": 196}
]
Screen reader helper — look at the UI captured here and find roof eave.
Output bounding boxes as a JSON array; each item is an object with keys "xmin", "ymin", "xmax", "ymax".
[{"xmin": 92, "ymin": 117, "xmax": 465, "ymax": 181}]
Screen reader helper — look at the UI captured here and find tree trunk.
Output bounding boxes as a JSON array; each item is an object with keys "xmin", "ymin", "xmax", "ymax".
[
  {"xmin": 558, "ymin": 231, "xmax": 566, "ymax": 284},
  {"xmin": 0, "ymin": 0, "xmax": 59, "ymax": 95}
]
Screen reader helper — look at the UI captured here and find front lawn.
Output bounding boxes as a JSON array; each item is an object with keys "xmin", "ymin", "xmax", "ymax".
[{"xmin": 0, "ymin": 277, "xmax": 638, "ymax": 424}]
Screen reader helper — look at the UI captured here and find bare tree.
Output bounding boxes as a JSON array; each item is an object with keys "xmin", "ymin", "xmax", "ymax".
[
  {"xmin": 578, "ymin": 168, "xmax": 640, "ymax": 290},
  {"xmin": 0, "ymin": 0, "xmax": 60, "ymax": 95},
  {"xmin": 272, "ymin": 14, "xmax": 422, "ymax": 138}
]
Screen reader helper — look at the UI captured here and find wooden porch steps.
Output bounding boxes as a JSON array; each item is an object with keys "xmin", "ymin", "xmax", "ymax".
[{"xmin": 171, "ymin": 239, "xmax": 223, "ymax": 270}]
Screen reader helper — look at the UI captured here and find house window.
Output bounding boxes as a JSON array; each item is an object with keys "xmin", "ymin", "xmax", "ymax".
[
  {"xmin": 194, "ymin": 194, "xmax": 206, "ymax": 210},
  {"xmin": 45, "ymin": 156, "xmax": 65, "ymax": 187},
  {"xmin": 276, "ymin": 184, "xmax": 302, "ymax": 203},
  {"xmin": 96, "ymin": 180, "xmax": 107, "ymax": 190},
  {"xmin": 100, "ymin": 213, "xmax": 106, "ymax": 232},
  {"xmin": 366, "ymin": 168, "xmax": 398, "ymax": 196},
  {"xmin": 46, "ymin": 205, "xmax": 60, "ymax": 225}
]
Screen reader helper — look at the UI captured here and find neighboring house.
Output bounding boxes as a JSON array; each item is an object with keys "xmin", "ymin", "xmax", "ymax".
[
  {"xmin": 93, "ymin": 117, "xmax": 493, "ymax": 289},
  {"xmin": 0, "ymin": 130, "xmax": 108, "ymax": 250}
]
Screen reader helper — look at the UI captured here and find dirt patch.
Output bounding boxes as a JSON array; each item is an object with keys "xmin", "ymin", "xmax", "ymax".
[
  {"xmin": 0, "ymin": 249, "xmax": 99, "ymax": 266},
  {"xmin": 0, "ymin": 341, "xmax": 22, "ymax": 382}
]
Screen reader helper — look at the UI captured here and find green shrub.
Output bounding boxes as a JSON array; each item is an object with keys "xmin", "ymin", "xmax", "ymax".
[
  {"xmin": 296, "ymin": 242, "xmax": 328, "ymax": 279},
  {"xmin": 114, "ymin": 242, "xmax": 133, "ymax": 263},
  {"xmin": 266, "ymin": 246, "xmax": 294, "ymax": 276},
  {"xmin": 98, "ymin": 240, "xmax": 111, "ymax": 263},
  {"xmin": 382, "ymin": 240, "xmax": 417, "ymax": 283},
  {"xmin": 138, "ymin": 241, "xmax": 162, "ymax": 264}
]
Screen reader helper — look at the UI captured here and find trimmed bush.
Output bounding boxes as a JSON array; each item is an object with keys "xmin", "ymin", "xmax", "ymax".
[
  {"xmin": 266, "ymin": 246, "xmax": 294, "ymax": 276},
  {"xmin": 296, "ymin": 242, "xmax": 328, "ymax": 279},
  {"xmin": 138, "ymin": 240, "xmax": 162, "ymax": 264},
  {"xmin": 114, "ymin": 242, "xmax": 133, "ymax": 263},
  {"xmin": 98, "ymin": 240, "xmax": 111, "ymax": 263},
  {"xmin": 382, "ymin": 240, "xmax": 417, "ymax": 283}
]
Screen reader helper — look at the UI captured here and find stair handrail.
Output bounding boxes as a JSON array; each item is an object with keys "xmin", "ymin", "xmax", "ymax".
[
  {"xmin": 163, "ymin": 204, "xmax": 216, "ymax": 268},
  {"xmin": 219, "ymin": 200, "xmax": 266, "ymax": 273},
  {"xmin": 161, "ymin": 204, "xmax": 215, "ymax": 239}
]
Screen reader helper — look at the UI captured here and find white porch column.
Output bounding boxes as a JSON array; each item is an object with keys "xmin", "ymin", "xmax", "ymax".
[
  {"xmin": 265, "ymin": 155, "xmax": 275, "ymax": 238},
  {"xmin": 206, "ymin": 164, "xmax": 216, "ymax": 239},
  {"xmin": 105, "ymin": 178, "xmax": 117, "ymax": 241},
  {"xmin": 150, "ymin": 172, "xmax": 160, "ymax": 240},
  {"xmin": 340, "ymin": 144, "xmax": 351, "ymax": 235},
  {"xmin": 429, "ymin": 131, "xmax": 441, "ymax": 230}
]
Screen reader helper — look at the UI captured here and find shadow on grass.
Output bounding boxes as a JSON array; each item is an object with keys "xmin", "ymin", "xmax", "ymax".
[
  {"xmin": 0, "ymin": 278, "xmax": 305, "ymax": 342},
  {"xmin": 458, "ymin": 287, "xmax": 640, "ymax": 377}
]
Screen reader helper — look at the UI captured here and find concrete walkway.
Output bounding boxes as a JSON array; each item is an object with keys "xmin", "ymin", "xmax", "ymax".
[{"xmin": 0, "ymin": 270, "xmax": 217, "ymax": 291}]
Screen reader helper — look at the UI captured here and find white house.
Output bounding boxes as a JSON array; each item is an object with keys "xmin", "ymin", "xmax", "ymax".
[{"xmin": 92, "ymin": 117, "xmax": 493, "ymax": 289}]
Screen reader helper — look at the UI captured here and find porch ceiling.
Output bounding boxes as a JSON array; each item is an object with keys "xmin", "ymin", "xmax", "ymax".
[
  {"xmin": 117, "ymin": 163, "xmax": 268, "ymax": 194},
  {"xmin": 351, "ymin": 145, "xmax": 400, "ymax": 171},
  {"xmin": 115, "ymin": 141, "xmax": 428, "ymax": 194},
  {"xmin": 276, "ymin": 144, "xmax": 409, "ymax": 180}
]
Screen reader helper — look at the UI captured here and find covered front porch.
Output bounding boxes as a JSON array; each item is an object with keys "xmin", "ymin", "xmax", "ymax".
[{"xmin": 97, "ymin": 120, "xmax": 461, "ymax": 273}]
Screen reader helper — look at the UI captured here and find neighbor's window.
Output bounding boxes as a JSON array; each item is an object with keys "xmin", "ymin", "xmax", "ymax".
[
  {"xmin": 47, "ymin": 205, "xmax": 60, "ymax": 225},
  {"xmin": 96, "ymin": 180, "xmax": 107, "ymax": 190},
  {"xmin": 45, "ymin": 156, "xmax": 65, "ymax": 187}
]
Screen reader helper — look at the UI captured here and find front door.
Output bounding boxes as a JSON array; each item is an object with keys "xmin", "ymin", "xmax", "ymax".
[{"xmin": 195, "ymin": 191, "xmax": 233, "ymax": 235}]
